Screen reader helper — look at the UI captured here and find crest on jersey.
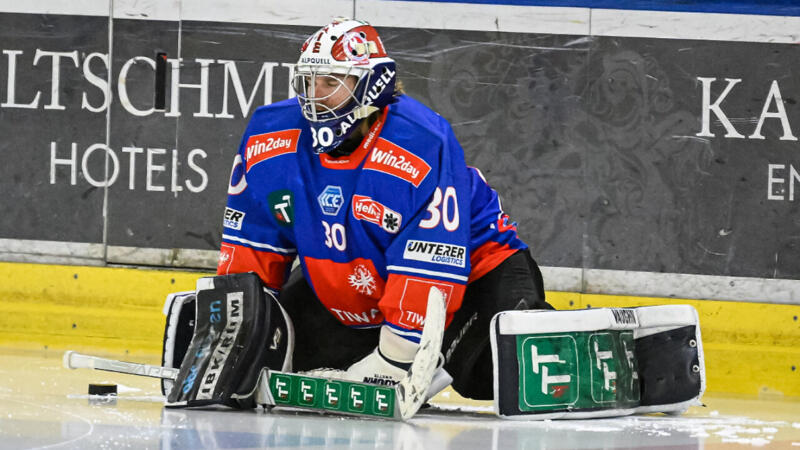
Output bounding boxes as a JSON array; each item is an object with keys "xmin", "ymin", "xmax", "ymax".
[
  {"xmin": 317, "ymin": 185, "xmax": 344, "ymax": 216},
  {"xmin": 218, "ymin": 244, "xmax": 236, "ymax": 274},
  {"xmin": 348, "ymin": 264, "xmax": 377, "ymax": 295}
]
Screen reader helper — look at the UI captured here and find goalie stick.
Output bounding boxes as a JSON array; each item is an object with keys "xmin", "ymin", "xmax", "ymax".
[
  {"xmin": 63, "ymin": 351, "xmax": 179, "ymax": 380},
  {"xmin": 62, "ymin": 286, "xmax": 446, "ymax": 421},
  {"xmin": 396, "ymin": 285, "xmax": 446, "ymax": 419}
]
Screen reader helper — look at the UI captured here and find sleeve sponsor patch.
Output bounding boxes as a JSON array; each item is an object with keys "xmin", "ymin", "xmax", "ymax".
[
  {"xmin": 352, "ymin": 195, "xmax": 402, "ymax": 233},
  {"xmin": 403, "ymin": 239, "xmax": 466, "ymax": 268},
  {"xmin": 363, "ymin": 138, "xmax": 431, "ymax": 187},
  {"xmin": 245, "ymin": 129, "xmax": 301, "ymax": 172},
  {"xmin": 268, "ymin": 190, "xmax": 294, "ymax": 226},
  {"xmin": 223, "ymin": 207, "xmax": 245, "ymax": 230}
]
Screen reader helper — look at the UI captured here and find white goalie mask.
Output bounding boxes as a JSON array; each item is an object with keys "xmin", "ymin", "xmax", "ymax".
[{"xmin": 291, "ymin": 18, "xmax": 397, "ymax": 153}]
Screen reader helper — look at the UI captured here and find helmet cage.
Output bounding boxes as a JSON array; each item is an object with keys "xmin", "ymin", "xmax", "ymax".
[
  {"xmin": 291, "ymin": 64, "xmax": 373, "ymax": 123},
  {"xmin": 292, "ymin": 18, "xmax": 397, "ymax": 153}
]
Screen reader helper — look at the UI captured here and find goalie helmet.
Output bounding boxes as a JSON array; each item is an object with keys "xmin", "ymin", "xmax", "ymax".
[{"xmin": 292, "ymin": 18, "xmax": 397, "ymax": 154}]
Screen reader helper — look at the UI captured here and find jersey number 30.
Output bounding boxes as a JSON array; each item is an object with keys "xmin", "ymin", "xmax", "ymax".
[
  {"xmin": 311, "ymin": 127, "xmax": 335, "ymax": 148},
  {"xmin": 420, "ymin": 186, "xmax": 459, "ymax": 231},
  {"xmin": 322, "ymin": 220, "xmax": 347, "ymax": 251}
]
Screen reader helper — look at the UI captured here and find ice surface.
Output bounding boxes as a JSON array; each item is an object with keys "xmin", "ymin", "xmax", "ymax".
[{"xmin": 1, "ymin": 349, "xmax": 798, "ymax": 449}]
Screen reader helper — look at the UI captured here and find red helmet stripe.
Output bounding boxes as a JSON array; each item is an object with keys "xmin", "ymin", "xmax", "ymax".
[{"xmin": 331, "ymin": 25, "xmax": 388, "ymax": 62}]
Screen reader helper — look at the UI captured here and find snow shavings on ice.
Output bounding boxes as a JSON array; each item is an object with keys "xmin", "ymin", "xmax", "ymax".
[{"xmin": 424, "ymin": 404, "xmax": 788, "ymax": 446}]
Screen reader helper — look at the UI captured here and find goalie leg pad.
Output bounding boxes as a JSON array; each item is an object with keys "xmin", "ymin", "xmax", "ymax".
[
  {"xmin": 633, "ymin": 305, "xmax": 705, "ymax": 414},
  {"xmin": 166, "ymin": 272, "xmax": 293, "ymax": 409},
  {"xmin": 161, "ymin": 290, "xmax": 196, "ymax": 397},
  {"xmin": 490, "ymin": 305, "xmax": 704, "ymax": 420}
]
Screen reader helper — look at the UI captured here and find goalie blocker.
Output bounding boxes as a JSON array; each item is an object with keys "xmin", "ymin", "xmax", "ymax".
[
  {"xmin": 490, "ymin": 305, "xmax": 705, "ymax": 420},
  {"xmin": 161, "ymin": 272, "xmax": 294, "ymax": 408}
]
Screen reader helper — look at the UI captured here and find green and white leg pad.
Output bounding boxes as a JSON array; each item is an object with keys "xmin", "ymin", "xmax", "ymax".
[{"xmin": 490, "ymin": 305, "xmax": 705, "ymax": 420}]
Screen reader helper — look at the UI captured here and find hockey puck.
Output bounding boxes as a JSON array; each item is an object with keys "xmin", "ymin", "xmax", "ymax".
[{"xmin": 88, "ymin": 383, "xmax": 117, "ymax": 396}]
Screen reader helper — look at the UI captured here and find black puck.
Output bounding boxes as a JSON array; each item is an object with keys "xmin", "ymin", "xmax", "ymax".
[{"xmin": 88, "ymin": 383, "xmax": 118, "ymax": 396}]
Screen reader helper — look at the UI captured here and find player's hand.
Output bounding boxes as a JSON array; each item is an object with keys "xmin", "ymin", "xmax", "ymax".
[
  {"xmin": 344, "ymin": 325, "xmax": 420, "ymax": 385},
  {"xmin": 344, "ymin": 348, "xmax": 408, "ymax": 385}
]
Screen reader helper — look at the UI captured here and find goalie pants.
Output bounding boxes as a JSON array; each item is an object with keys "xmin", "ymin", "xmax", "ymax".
[{"xmin": 278, "ymin": 249, "xmax": 553, "ymax": 400}]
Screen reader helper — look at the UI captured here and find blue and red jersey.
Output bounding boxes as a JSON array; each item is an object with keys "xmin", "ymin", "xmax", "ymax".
[{"xmin": 218, "ymin": 95, "xmax": 526, "ymax": 340}]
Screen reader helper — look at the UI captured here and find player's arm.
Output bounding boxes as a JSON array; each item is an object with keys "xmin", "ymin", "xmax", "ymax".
[{"xmin": 216, "ymin": 124, "xmax": 297, "ymax": 293}]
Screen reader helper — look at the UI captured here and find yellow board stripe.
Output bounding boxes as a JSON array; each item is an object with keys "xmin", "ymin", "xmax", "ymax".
[
  {"xmin": 0, "ymin": 261, "xmax": 207, "ymax": 357},
  {"xmin": 1, "ymin": 262, "xmax": 798, "ymax": 397}
]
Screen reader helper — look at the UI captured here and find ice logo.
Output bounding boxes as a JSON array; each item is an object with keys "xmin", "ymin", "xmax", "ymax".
[{"xmin": 317, "ymin": 185, "xmax": 344, "ymax": 216}]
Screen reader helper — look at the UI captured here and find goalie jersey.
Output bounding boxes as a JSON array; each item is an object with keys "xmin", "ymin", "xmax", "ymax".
[{"xmin": 218, "ymin": 94, "xmax": 526, "ymax": 338}]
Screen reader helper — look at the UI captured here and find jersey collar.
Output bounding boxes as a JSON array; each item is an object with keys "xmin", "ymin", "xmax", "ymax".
[{"xmin": 319, "ymin": 105, "xmax": 389, "ymax": 170}]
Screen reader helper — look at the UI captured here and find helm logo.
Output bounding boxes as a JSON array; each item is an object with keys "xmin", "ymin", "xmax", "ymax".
[
  {"xmin": 352, "ymin": 195, "xmax": 402, "ymax": 233},
  {"xmin": 300, "ymin": 57, "xmax": 332, "ymax": 65}
]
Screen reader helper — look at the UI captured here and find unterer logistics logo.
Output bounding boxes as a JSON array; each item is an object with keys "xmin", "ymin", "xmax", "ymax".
[
  {"xmin": 223, "ymin": 207, "xmax": 245, "ymax": 230},
  {"xmin": 403, "ymin": 239, "xmax": 466, "ymax": 268}
]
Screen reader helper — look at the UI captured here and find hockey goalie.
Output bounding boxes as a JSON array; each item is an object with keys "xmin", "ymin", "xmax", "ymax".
[{"xmin": 158, "ymin": 17, "xmax": 705, "ymax": 419}]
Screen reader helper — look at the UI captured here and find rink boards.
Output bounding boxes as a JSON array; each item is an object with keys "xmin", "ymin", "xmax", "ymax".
[
  {"xmin": 1, "ymin": 2, "xmax": 800, "ymax": 303},
  {"xmin": 1, "ymin": 261, "xmax": 797, "ymax": 398}
]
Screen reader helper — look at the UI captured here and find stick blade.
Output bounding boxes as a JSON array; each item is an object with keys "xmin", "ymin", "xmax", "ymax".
[
  {"xmin": 61, "ymin": 350, "xmax": 178, "ymax": 380},
  {"xmin": 63, "ymin": 350, "xmax": 93, "ymax": 370},
  {"xmin": 397, "ymin": 286, "xmax": 446, "ymax": 420}
]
